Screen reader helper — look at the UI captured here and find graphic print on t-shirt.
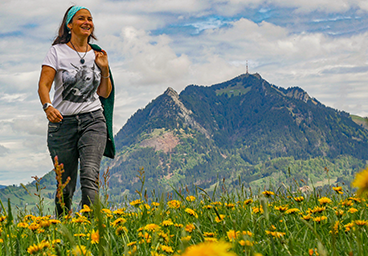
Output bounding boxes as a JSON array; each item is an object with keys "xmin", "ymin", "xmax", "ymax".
[{"xmin": 61, "ymin": 63, "xmax": 100, "ymax": 103}]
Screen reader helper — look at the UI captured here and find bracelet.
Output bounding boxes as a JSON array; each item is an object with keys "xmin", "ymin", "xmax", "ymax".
[{"xmin": 101, "ymin": 74, "xmax": 110, "ymax": 79}]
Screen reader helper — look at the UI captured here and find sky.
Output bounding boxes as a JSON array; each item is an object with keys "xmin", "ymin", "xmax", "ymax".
[{"xmin": 0, "ymin": 0, "xmax": 367, "ymax": 185}]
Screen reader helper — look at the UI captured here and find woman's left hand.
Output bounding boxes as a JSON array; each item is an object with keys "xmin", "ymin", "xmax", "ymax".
[{"xmin": 94, "ymin": 49, "xmax": 109, "ymax": 74}]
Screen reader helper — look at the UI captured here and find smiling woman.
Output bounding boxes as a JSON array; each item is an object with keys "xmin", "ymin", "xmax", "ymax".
[{"xmin": 37, "ymin": 5, "xmax": 115, "ymax": 217}]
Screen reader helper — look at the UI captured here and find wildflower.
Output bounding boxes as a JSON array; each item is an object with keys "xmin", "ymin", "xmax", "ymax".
[
  {"xmin": 181, "ymin": 235, "xmax": 191, "ymax": 242},
  {"xmin": 80, "ymin": 205, "xmax": 92, "ymax": 213},
  {"xmin": 113, "ymin": 208, "xmax": 126, "ymax": 215},
  {"xmin": 139, "ymin": 232, "xmax": 152, "ymax": 243},
  {"xmin": 309, "ymin": 248, "xmax": 319, "ymax": 256},
  {"xmin": 167, "ymin": 200, "xmax": 181, "ymax": 209},
  {"xmin": 355, "ymin": 220, "xmax": 367, "ymax": 226},
  {"xmin": 239, "ymin": 240, "xmax": 254, "ymax": 247},
  {"xmin": 252, "ymin": 206, "xmax": 264, "ymax": 214},
  {"xmin": 17, "ymin": 222, "xmax": 29, "ymax": 228},
  {"xmin": 333, "ymin": 186, "xmax": 343, "ymax": 194},
  {"xmin": 160, "ymin": 245, "xmax": 174, "ymax": 253},
  {"xmin": 294, "ymin": 196, "xmax": 304, "ymax": 202},
  {"xmin": 204, "ymin": 237, "xmax": 218, "ymax": 242},
  {"xmin": 71, "ymin": 245, "xmax": 91, "ymax": 256},
  {"xmin": 215, "ymin": 214, "xmax": 226, "ymax": 223},
  {"xmin": 265, "ymin": 230, "xmax": 286, "ymax": 238},
  {"xmin": 351, "ymin": 167, "xmax": 368, "ymax": 197},
  {"xmin": 185, "ymin": 208, "xmax": 198, "ymax": 218},
  {"xmin": 186, "ymin": 196, "xmax": 196, "ymax": 202},
  {"xmin": 112, "ymin": 217, "xmax": 127, "ymax": 227},
  {"xmin": 162, "ymin": 219, "xmax": 174, "ymax": 226},
  {"xmin": 115, "ymin": 226, "xmax": 128, "ymax": 236},
  {"xmin": 313, "ymin": 216, "xmax": 327, "ymax": 223},
  {"xmin": 335, "ymin": 209, "xmax": 344, "ymax": 217},
  {"xmin": 344, "ymin": 222, "xmax": 354, "ymax": 232},
  {"xmin": 174, "ymin": 223, "xmax": 183, "ymax": 228},
  {"xmin": 341, "ymin": 200, "xmax": 353, "ymax": 207},
  {"xmin": 185, "ymin": 223, "xmax": 195, "ymax": 232},
  {"xmin": 204, "ymin": 232, "xmax": 216, "ymax": 237},
  {"xmin": 274, "ymin": 205, "xmax": 289, "ymax": 212},
  {"xmin": 331, "ymin": 221, "xmax": 340, "ymax": 234},
  {"xmin": 242, "ymin": 231, "xmax": 253, "ymax": 236},
  {"xmin": 285, "ymin": 208, "xmax": 300, "ymax": 214},
  {"xmin": 203, "ymin": 205, "xmax": 214, "ymax": 209},
  {"xmin": 225, "ymin": 203, "xmax": 235, "ymax": 209},
  {"xmin": 262, "ymin": 191, "xmax": 275, "ymax": 197},
  {"xmin": 27, "ymin": 240, "xmax": 50, "ymax": 254},
  {"xmin": 348, "ymin": 208, "xmax": 358, "ymax": 214},
  {"xmin": 130, "ymin": 199, "xmax": 143, "ymax": 206},
  {"xmin": 74, "ymin": 233, "xmax": 87, "ymax": 237},
  {"xmin": 318, "ymin": 197, "xmax": 332, "ymax": 205},
  {"xmin": 158, "ymin": 231, "xmax": 170, "ymax": 243},
  {"xmin": 211, "ymin": 201, "xmax": 223, "ymax": 206},
  {"xmin": 144, "ymin": 223, "xmax": 160, "ymax": 232},
  {"xmin": 90, "ymin": 230, "xmax": 99, "ymax": 244},
  {"xmin": 28, "ymin": 223, "xmax": 40, "ymax": 232},
  {"xmin": 348, "ymin": 197, "xmax": 362, "ymax": 203},
  {"xmin": 0, "ymin": 216, "xmax": 6, "ymax": 222},
  {"xmin": 50, "ymin": 219, "xmax": 61, "ymax": 225},
  {"xmin": 151, "ymin": 202, "xmax": 160, "ymax": 207},
  {"xmin": 311, "ymin": 206, "xmax": 326, "ymax": 214},
  {"xmin": 244, "ymin": 199, "xmax": 253, "ymax": 205},
  {"xmin": 127, "ymin": 241, "xmax": 137, "ymax": 246},
  {"xmin": 227, "ymin": 230, "xmax": 238, "ymax": 241},
  {"xmin": 101, "ymin": 208, "xmax": 112, "ymax": 215},
  {"xmin": 180, "ymin": 241, "xmax": 236, "ymax": 256}
]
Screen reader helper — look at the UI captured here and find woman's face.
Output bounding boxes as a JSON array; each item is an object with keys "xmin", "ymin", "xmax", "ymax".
[{"xmin": 68, "ymin": 9, "xmax": 94, "ymax": 38}]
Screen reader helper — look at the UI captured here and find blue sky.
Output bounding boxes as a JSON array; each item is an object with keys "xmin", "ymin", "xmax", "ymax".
[{"xmin": 0, "ymin": 0, "xmax": 368, "ymax": 185}]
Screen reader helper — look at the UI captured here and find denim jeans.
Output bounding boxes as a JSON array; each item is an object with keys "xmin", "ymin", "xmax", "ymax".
[{"xmin": 47, "ymin": 109, "xmax": 107, "ymax": 216}]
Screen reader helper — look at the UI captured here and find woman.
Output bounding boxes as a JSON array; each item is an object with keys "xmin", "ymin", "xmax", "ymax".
[{"xmin": 38, "ymin": 6, "xmax": 115, "ymax": 216}]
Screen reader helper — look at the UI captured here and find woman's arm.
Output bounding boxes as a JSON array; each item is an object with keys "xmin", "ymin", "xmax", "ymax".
[
  {"xmin": 38, "ymin": 66, "xmax": 63, "ymax": 123},
  {"xmin": 94, "ymin": 49, "xmax": 112, "ymax": 98}
]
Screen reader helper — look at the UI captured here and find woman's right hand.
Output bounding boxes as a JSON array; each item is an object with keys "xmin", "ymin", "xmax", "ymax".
[{"xmin": 45, "ymin": 106, "xmax": 63, "ymax": 123}]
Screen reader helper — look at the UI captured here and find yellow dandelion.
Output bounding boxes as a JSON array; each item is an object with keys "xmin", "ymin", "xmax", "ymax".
[
  {"xmin": 115, "ymin": 226, "xmax": 128, "ymax": 236},
  {"xmin": 181, "ymin": 235, "xmax": 191, "ymax": 242},
  {"xmin": 80, "ymin": 204, "xmax": 92, "ymax": 213},
  {"xmin": 225, "ymin": 203, "xmax": 235, "ymax": 209},
  {"xmin": 318, "ymin": 197, "xmax": 332, "ymax": 205},
  {"xmin": 311, "ymin": 206, "xmax": 326, "ymax": 214},
  {"xmin": 239, "ymin": 240, "xmax": 254, "ymax": 247},
  {"xmin": 335, "ymin": 209, "xmax": 344, "ymax": 217},
  {"xmin": 341, "ymin": 200, "xmax": 354, "ymax": 207},
  {"xmin": 144, "ymin": 223, "xmax": 160, "ymax": 232},
  {"xmin": 130, "ymin": 199, "xmax": 143, "ymax": 206},
  {"xmin": 203, "ymin": 205, "xmax": 213, "ymax": 209},
  {"xmin": 167, "ymin": 200, "xmax": 181, "ymax": 209},
  {"xmin": 180, "ymin": 241, "xmax": 236, "ymax": 256},
  {"xmin": 333, "ymin": 186, "xmax": 343, "ymax": 194},
  {"xmin": 185, "ymin": 223, "xmax": 195, "ymax": 233},
  {"xmin": 244, "ymin": 199, "xmax": 253, "ymax": 205},
  {"xmin": 113, "ymin": 208, "xmax": 126, "ymax": 215},
  {"xmin": 262, "ymin": 191, "xmax": 275, "ymax": 197},
  {"xmin": 161, "ymin": 219, "xmax": 174, "ymax": 226},
  {"xmin": 17, "ymin": 222, "xmax": 29, "ymax": 228},
  {"xmin": 71, "ymin": 245, "xmax": 91, "ymax": 256},
  {"xmin": 160, "ymin": 245, "xmax": 174, "ymax": 253},
  {"xmin": 265, "ymin": 230, "xmax": 286, "ymax": 238},
  {"xmin": 355, "ymin": 220, "xmax": 367, "ymax": 226},
  {"xmin": 204, "ymin": 237, "xmax": 218, "ymax": 242},
  {"xmin": 185, "ymin": 208, "xmax": 198, "ymax": 218},
  {"xmin": 74, "ymin": 233, "xmax": 87, "ymax": 237},
  {"xmin": 215, "ymin": 214, "xmax": 226, "ymax": 223},
  {"xmin": 351, "ymin": 167, "xmax": 368, "ymax": 197},
  {"xmin": 28, "ymin": 223, "xmax": 40, "ymax": 232},
  {"xmin": 242, "ymin": 230, "xmax": 253, "ymax": 236},
  {"xmin": 151, "ymin": 202, "xmax": 160, "ymax": 207},
  {"xmin": 348, "ymin": 208, "xmax": 358, "ymax": 214},
  {"xmin": 344, "ymin": 222, "xmax": 354, "ymax": 232},
  {"xmin": 112, "ymin": 217, "xmax": 127, "ymax": 227},
  {"xmin": 204, "ymin": 232, "xmax": 216, "ymax": 237},
  {"xmin": 127, "ymin": 241, "xmax": 137, "ymax": 246},
  {"xmin": 274, "ymin": 205, "xmax": 289, "ymax": 212},
  {"xmin": 227, "ymin": 230, "xmax": 238, "ymax": 241},
  {"xmin": 313, "ymin": 216, "xmax": 327, "ymax": 223},
  {"xmin": 90, "ymin": 230, "xmax": 99, "ymax": 244},
  {"xmin": 285, "ymin": 208, "xmax": 300, "ymax": 214},
  {"xmin": 294, "ymin": 196, "xmax": 304, "ymax": 202},
  {"xmin": 186, "ymin": 196, "xmax": 196, "ymax": 202},
  {"xmin": 252, "ymin": 206, "xmax": 264, "ymax": 214}
]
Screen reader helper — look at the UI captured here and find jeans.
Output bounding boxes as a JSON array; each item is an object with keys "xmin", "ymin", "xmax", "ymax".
[{"xmin": 47, "ymin": 109, "xmax": 107, "ymax": 216}]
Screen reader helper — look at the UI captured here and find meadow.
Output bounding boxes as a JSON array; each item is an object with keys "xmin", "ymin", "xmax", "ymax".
[{"xmin": 0, "ymin": 164, "xmax": 367, "ymax": 256}]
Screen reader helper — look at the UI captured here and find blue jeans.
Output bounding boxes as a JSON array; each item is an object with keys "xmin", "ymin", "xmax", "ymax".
[{"xmin": 47, "ymin": 109, "xmax": 107, "ymax": 216}]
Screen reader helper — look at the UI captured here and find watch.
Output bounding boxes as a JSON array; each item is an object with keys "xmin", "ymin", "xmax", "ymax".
[{"xmin": 43, "ymin": 102, "xmax": 53, "ymax": 110}]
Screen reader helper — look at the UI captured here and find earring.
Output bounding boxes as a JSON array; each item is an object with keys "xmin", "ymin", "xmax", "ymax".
[{"xmin": 68, "ymin": 30, "xmax": 71, "ymax": 34}]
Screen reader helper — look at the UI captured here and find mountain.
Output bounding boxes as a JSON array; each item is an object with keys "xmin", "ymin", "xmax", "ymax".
[
  {"xmin": 102, "ymin": 73, "xmax": 368, "ymax": 199},
  {"xmin": 2, "ymin": 73, "xmax": 368, "ymax": 206}
]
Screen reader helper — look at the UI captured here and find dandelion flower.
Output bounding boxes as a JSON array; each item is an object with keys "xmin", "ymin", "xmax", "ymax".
[
  {"xmin": 333, "ymin": 186, "xmax": 343, "ymax": 194},
  {"xmin": 185, "ymin": 223, "xmax": 195, "ymax": 233},
  {"xmin": 348, "ymin": 208, "xmax": 358, "ymax": 214},
  {"xmin": 355, "ymin": 220, "xmax": 367, "ymax": 226},
  {"xmin": 186, "ymin": 196, "xmax": 196, "ymax": 202},
  {"xmin": 185, "ymin": 208, "xmax": 198, "ymax": 218},
  {"xmin": 167, "ymin": 200, "xmax": 181, "ymax": 209},
  {"xmin": 244, "ymin": 199, "xmax": 253, "ymax": 205},
  {"xmin": 265, "ymin": 230, "xmax": 286, "ymax": 238},
  {"xmin": 274, "ymin": 205, "xmax": 288, "ymax": 212},
  {"xmin": 181, "ymin": 235, "xmax": 191, "ymax": 242},
  {"xmin": 318, "ymin": 197, "xmax": 332, "ymax": 205},
  {"xmin": 71, "ymin": 245, "xmax": 91, "ymax": 256},
  {"xmin": 313, "ymin": 216, "xmax": 327, "ymax": 223},
  {"xmin": 144, "ymin": 223, "xmax": 160, "ymax": 232},
  {"xmin": 160, "ymin": 245, "xmax": 174, "ymax": 253},
  {"xmin": 226, "ymin": 230, "xmax": 238, "ymax": 241},
  {"xmin": 352, "ymin": 167, "xmax": 368, "ymax": 197},
  {"xmin": 80, "ymin": 205, "xmax": 92, "ymax": 213},
  {"xmin": 90, "ymin": 230, "xmax": 99, "ymax": 244},
  {"xmin": 130, "ymin": 199, "xmax": 143, "ymax": 206},
  {"xmin": 180, "ymin": 241, "xmax": 236, "ymax": 256},
  {"xmin": 262, "ymin": 191, "xmax": 275, "ymax": 197},
  {"xmin": 215, "ymin": 214, "xmax": 226, "ymax": 223},
  {"xmin": 162, "ymin": 219, "xmax": 174, "ymax": 226},
  {"xmin": 285, "ymin": 208, "xmax": 300, "ymax": 214},
  {"xmin": 294, "ymin": 196, "xmax": 304, "ymax": 202}
]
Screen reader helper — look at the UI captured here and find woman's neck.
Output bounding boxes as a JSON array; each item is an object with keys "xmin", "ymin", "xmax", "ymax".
[{"xmin": 68, "ymin": 36, "xmax": 89, "ymax": 51}]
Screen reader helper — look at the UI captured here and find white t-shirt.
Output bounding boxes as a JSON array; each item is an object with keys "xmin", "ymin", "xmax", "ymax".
[{"xmin": 42, "ymin": 44, "xmax": 102, "ymax": 115}]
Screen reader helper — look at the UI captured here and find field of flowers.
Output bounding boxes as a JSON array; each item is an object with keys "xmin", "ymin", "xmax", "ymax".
[{"xmin": 0, "ymin": 166, "xmax": 368, "ymax": 256}]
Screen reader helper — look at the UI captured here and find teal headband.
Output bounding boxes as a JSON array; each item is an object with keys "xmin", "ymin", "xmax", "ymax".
[{"xmin": 65, "ymin": 6, "xmax": 90, "ymax": 29}]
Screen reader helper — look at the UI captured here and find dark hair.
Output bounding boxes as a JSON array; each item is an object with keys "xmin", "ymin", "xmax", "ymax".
[{"xmin": 52, "ymin": 6, "xmax": 97, "ymax": 45}]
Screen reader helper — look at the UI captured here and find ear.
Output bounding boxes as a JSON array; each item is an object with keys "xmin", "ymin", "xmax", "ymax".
[{"xmin": 67, "ymin": 23, "xmax": 72, "ymax": 31}]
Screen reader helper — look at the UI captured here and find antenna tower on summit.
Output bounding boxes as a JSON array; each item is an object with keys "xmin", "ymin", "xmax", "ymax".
[{"xmin": 246, "ymin": 60, "xmax": 249, "ymax": 74}]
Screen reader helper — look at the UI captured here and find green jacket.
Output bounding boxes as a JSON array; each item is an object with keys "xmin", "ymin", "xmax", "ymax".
[{"xmin": 90, "ymin": 44, "xmax": 116, "ymax": 159}]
